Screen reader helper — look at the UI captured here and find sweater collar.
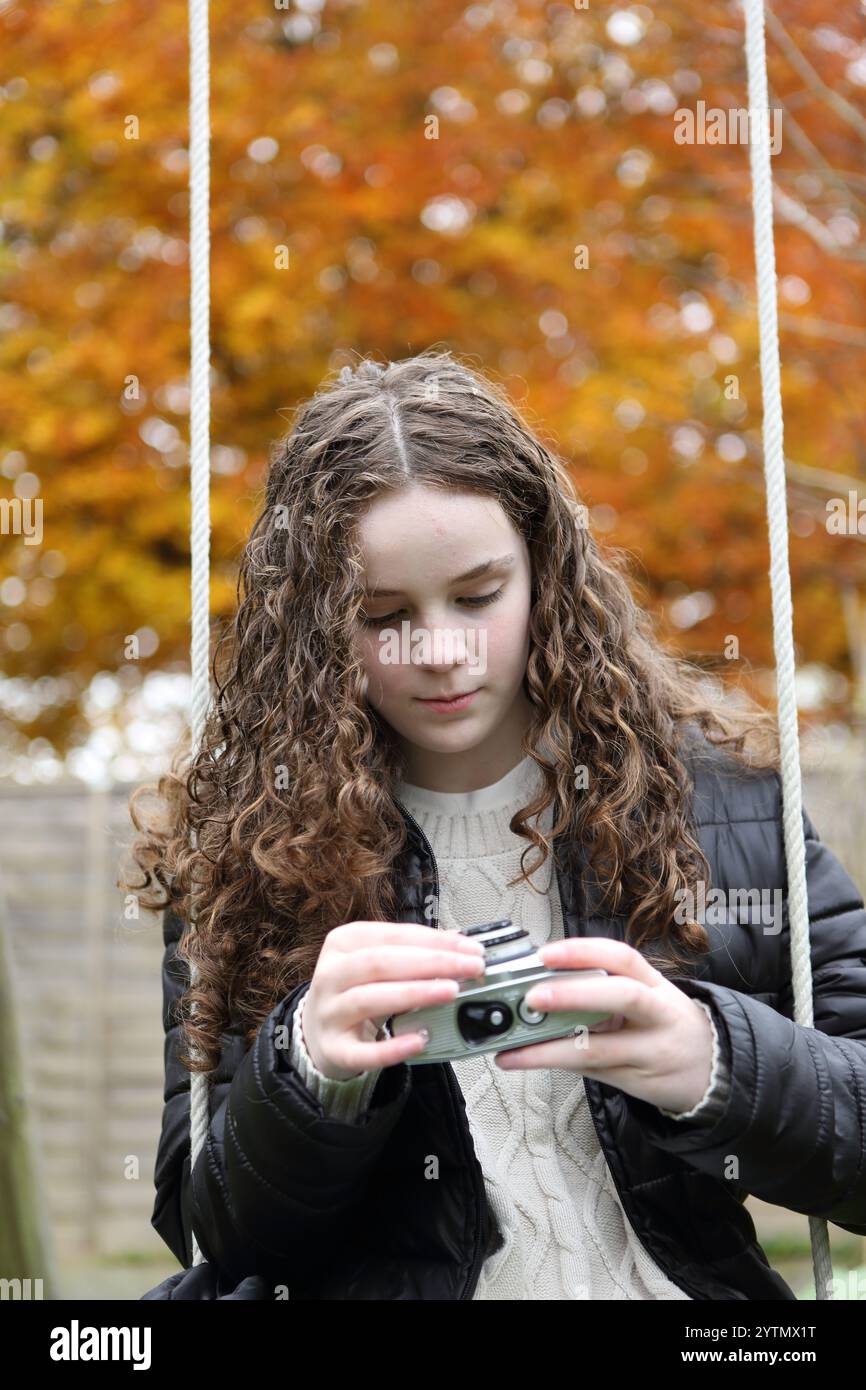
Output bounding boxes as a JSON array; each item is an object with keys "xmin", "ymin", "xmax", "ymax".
[{"xmin": 394, "ymin": 751, "xmax": 541, "ymax": 817}]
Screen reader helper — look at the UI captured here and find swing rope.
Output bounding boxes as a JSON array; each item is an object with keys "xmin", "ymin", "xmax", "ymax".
[
  {"xmin": 743, "ymin": 0, "xmax": 833, "ymax": 1299},
  {"xmin": 181, "ymin": 0, "xmax": 834, "ymax": 1294},
  {"xmin": 187, "ymin": 0, "xmax": 211, "ymax": 1269}
]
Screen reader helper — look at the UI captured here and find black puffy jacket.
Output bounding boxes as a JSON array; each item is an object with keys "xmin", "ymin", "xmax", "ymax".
[{"xmin": 151, "ymin": 739, "xmax": 866, "ymax": 1299}]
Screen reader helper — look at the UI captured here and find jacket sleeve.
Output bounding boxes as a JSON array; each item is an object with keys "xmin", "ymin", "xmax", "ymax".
[
  {"xmin": 624, "ymin": 799, "xmax": 866, "ymax": 1235},
  {"xmin": 151, "ymin": 905, "xmax": 412, "ymax": 1286}
]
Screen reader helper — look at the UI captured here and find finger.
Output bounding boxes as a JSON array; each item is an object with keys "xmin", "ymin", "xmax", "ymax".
[
  {"xmin": 329, "ymin": 944, "xmax": 486, "ymax": 991},
  {"xmin": 524, "ymin": 974, "xmax": 657, "ymax": 1027},
  {"xmin": 537, "ymin": 936, "xmax": 664, "ymax": 988},
  {"xmin": 495, "ymin": 1030, "xmax": 637, "ymax": 1071},
  {"xmin": 327, "ymin": 976, "xmax": 464, "ymax": 1029},
  {"xmin": 337, "ymin": 1028, "xmax": 434, "ymax": 1072},
  {"xmin": 330, "ymin": 923, "xmax": 486, "ymax": 956}
]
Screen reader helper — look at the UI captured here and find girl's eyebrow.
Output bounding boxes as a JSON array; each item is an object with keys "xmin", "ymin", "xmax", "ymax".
[{"xmin": 364, "ymin": 553, "xmax": 516, "ymax": 599}]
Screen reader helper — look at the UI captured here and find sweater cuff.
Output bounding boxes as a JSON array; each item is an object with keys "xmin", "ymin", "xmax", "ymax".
[
  {"xmin": 288, "ymin": 988, "xmax": 384, "ymax": 1123},
  {"xmin": 657, "ymin": 999, "xmax": 732, "ymax": 1122}
]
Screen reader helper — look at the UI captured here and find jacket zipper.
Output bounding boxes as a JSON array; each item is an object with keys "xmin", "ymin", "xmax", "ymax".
[
  {"xmin": 394, "ymin": 797, "xmax": 489, "ymax": 1300},
  {"xmin": 581, "ymin": 1080, "xmax": 706, "ymax": 1299},
  {"xmin": 554, "ymin": 854, "xmax": 707, "ymax": 1298},
  {"xmin": 394, "ymin": 797, "xmax": 442, "ymax": 933}
]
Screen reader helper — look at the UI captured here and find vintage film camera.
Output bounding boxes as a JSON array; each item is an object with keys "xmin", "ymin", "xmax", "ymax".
[{"xmin": 386, "ymin": 918, "xmax": 611, "ymax": 1064}]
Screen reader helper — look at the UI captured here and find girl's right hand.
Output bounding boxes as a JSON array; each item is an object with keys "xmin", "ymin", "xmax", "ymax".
[{"xmin": 300, "ymin": 921, "xmax": 487, "ymax": 1080}]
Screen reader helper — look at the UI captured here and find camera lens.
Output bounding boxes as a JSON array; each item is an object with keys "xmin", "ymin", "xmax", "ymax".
[{"xmin": 457, "ymin": 1000, "xmax": 514, "ymax": 1044}]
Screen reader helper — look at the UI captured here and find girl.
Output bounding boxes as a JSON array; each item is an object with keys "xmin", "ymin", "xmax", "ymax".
[{"xmin": 126, "ymin": 349, "xmax": 866, "ymax": 1301}]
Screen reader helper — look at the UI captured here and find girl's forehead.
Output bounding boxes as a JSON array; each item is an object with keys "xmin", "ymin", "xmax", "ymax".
[{"xmin": 356, "ymin": 489, "xmax": 518, "ymax": 551}]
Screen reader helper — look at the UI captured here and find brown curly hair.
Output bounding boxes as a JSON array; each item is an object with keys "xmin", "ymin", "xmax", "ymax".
[{"xmin": 119, "ymin": 346, "xmax": 781, "ymax": 1073}]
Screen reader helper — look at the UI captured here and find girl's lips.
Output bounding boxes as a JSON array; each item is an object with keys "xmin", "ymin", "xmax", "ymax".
[{"xmin": 415, "ymin": 688, "xmax": 480, "ymax": 712}]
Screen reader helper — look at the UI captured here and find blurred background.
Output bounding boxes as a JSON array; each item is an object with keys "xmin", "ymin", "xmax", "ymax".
[{"xmin": 0, "ymin": 0, "xmax": 864, "ymax": 1299}]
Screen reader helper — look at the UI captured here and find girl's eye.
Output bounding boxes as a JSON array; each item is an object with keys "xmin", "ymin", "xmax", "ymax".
[{"xmin": 360, "ymin": 586, "xmax": 505, "ymax": 629}]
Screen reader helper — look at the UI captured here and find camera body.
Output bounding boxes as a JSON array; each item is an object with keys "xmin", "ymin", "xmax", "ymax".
[{"xmin": 386, "ymin": 918, "xmax": 611, "ymax": 1064}]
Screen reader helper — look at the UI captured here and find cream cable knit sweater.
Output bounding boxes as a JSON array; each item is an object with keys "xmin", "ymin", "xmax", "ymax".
[{"xmin": 288, "ymin": 753, "xmax": 731, "ymax": 1299}]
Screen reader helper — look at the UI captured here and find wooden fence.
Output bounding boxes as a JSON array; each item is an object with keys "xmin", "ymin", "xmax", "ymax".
[{"xmin": 0, "ymin": 780, "xmax": 166, "ymax": 1259}]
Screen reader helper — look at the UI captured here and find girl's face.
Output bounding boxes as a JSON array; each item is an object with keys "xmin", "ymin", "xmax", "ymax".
[{"xmin": 352, "ymin": 483, "xmax": 535, "ymax": 790}]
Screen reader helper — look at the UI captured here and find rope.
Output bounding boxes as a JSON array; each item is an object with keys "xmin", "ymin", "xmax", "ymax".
[
  {"xmin": 187, "ymin": 0, "xmax": 211, "ymax": 1267},
  {"xmin": 742, "ymin": 0, "xmax": 833, "ymax": 1299},
  {"xmin": 180, "ymin": 0, "xmax": 832, "ymax": 1296}
]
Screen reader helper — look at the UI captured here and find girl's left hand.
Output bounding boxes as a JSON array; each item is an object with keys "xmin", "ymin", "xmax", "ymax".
[{"xmin": 494, "ymin": 937, "xmax": 715, "ymax": 1116}]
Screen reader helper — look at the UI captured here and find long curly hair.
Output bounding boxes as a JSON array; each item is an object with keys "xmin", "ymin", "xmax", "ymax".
[{"xmin": 119, "ymin": 346, "xmax": 781, "ymax": 1073}]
